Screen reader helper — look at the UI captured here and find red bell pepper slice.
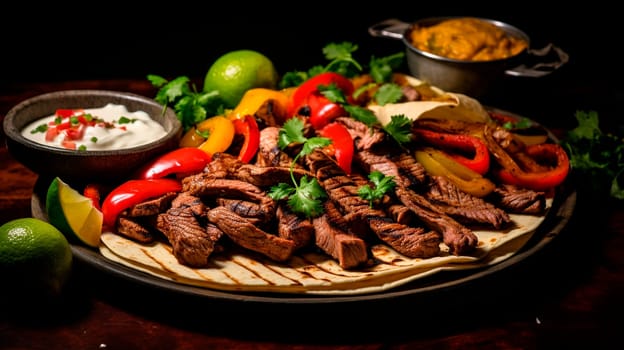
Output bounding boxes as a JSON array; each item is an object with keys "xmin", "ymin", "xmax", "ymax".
[
  {"xmin": 319, "ymin": 122, "xmax": 354, "ymax": 175},
  {"xmin": 413, "ymin": 128, "xmax": 490, "ymax": 175},
  {"xmin": 305, "ymin": 93, "xmax": 348, "ymax": 130},
  {"xmin": 494, "ymin": 143, "xmax": 570, "ymax": 191},
  {"xmin": 134, "ymin": 147, "xmax": 212, "ymax": 180},
  {"xmin": 232, "ymin": 114, "xmax": 260, "ymax": 163},
  {"xmin": 101, "ymin": 178, "xmax": 182, "ymax": 229},
  {"xmin": 288, "ymin": 72, "xmax": 355, "ymax": 129},
  {"xmin": 83, "ymin": 183, "xmax": 103, "ymax": 211}
]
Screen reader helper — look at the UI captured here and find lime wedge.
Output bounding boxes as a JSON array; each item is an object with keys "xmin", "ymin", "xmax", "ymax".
[{"xmin": 46, "ymin": 177, "xmax": 103, "ymax": 248}]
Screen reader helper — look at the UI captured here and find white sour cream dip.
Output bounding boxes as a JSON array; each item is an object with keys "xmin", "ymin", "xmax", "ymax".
[{"xmin": 21, "ymin": 103, "xmax": 168, "ymax": 151}]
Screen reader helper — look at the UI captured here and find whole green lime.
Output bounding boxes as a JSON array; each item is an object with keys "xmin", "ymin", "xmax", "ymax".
[
  {"xmin": 0, "ymin": 217, "xmax": 73, "ymax": 296},
  {"xmin": 203, "ymin": 49, "xmax": 279, "ymax": 109}
]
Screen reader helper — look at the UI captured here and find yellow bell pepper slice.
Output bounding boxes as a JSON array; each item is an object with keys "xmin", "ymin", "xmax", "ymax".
[
  {"xmin": 228, "ymin": 88, "xmax": 290, "ymax": 121},
  {"xmin": 187, "ymin": 115, "xmax": 235, "ymax": 157},
  {"xmin": 415, "ymin": 147, "xmax": 496, "ymax": 197}
]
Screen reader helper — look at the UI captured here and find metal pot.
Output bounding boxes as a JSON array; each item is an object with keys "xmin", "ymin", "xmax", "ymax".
[{"xmin": 368, "ymin": 17, "xmax": 569, "ymax": 98}]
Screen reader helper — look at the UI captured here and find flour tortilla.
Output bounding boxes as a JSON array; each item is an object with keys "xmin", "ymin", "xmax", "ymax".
[
  {"xmin": 99, "ymin": 199, "xmax": 551, "ymax": 295},
  {"xmin": 97, "ymin": 75, "xmax": 545, "ymax": 295},
  {"xmin": 368, "ymin": 76, "xmax": 492, "ymax": 125}
]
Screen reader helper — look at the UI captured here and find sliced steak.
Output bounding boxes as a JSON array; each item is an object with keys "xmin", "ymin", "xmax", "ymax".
[
  {"xmin": 367, "ymin": 216, "xmax": 441, "ymax": 258},
  {"xmin": 116, "ymin": 217, "xmax": 155, "ymax": 243},
  {"xmin": 216, "ymin": 198, "xmax": 268, "ymax": 225},
  {"xmin": 355, "ymin": 150, "xmax": 427, "ymax": 189},
  {"xmin": 123, "ymin": 192, "xmax": 177, "ymax": 217},
  {"xmin": 313, "ymin": 214, "xmax": 369, "ymax": 269},
  {"xmin": 156, "ymin": 202, "xmax": 221, "ymax": 268},
  {"xmin": 276, "ymin": 204, "xmax": 315, "ymax": 251},
  {"xmin": 335, "ymin": 116, "xmax": 386, "ymax": 151},
  {"xmin": 395, "ymin": 186, "xmax": 478, "ymax": 256},
  {"xmin": 256, "ymin": 126, "xmax": 293, "ymax": 167},
  {"xmin": 235, "ymin": 163, "xmax": 312, "ymax": 188},
  {"xmin": 207, "ymin": 206, "xmax": 296, "ymax": 262},
  {"xmin": 307, "ymin": 149, "xmax": 441, "ymax": 257},
  {"xmin": 426, "ymin": 176, "xmax": 511, "ymax": 229},
  {"xmin": 488, "ymin": 184, "xmax": 546, "ymax": 215}
]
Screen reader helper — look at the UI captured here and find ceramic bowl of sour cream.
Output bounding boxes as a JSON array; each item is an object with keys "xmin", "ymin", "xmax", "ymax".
[{"xmin": 3, "ymin": 90, "xmax": 182, "ymax": 183}]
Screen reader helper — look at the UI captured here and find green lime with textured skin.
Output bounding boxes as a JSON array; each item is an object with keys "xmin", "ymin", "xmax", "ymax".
[
  {"xmin": 0, "ymin": 217, "xmax": 72, "ymax": 296},
  {"xmin": 203, "ymin": 49, "xmax": 279, "ymax": 109}
]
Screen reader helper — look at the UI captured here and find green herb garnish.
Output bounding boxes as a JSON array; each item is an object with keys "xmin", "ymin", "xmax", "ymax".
[
  {"xmin": 357, "ymin": 171, "xmax": 396, "ymax": 207},
  {"xmin": 269, "ymin": 118, "xmax": 331, "ymax": 218},
  {"xmin": 560, "ymin": 110, "xmax": 624, "ymax": 199},
  {"xmin": 148, "ymin": 74, "xmax": 224, "ymax": 132}
]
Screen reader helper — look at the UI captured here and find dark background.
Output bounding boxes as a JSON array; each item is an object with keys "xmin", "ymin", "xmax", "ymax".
[{"xmin": 2, "ymin": 4, "xmax": 619, "ymax": 131}]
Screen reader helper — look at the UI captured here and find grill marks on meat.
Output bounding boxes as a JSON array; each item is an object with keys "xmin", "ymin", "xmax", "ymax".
[
  {"xmin": 426, "ymin": 176, "xmax": 511, "ymax": 229},
  {"xmin": 307, "ymin": 149, "xmax": 442, "ymax": 258},
  {"xmin": 257, "ymin": 126, "xmax": 292, "ymax": 167},
  {"xmin": 394, "ymin": 186, "xmax": 478, "ymax": 256},
  {"xmin": 313, "ymin": 214, "xmax": 370, "ymax": 269},
  {"xmin": 207, "ymin": 206, "xmax": 295, "ymax": 262},
  {"xmin": 117, "ymin": 217, "xmax": 155, "ymax": 243},
  {"xmin": 488, "ymin": 184, "xmax": 546, "ymax": 215},
  {"xmin": 115, "ymin": 192, "xmax": 178, "ymax": 243},
  {"xmin": 355, "ymin": 150, "xmax": 427, "ymax": 189},
  {"xmin": 335, "ymin": 116, "xmax": 386, "ymax": 151},
  {"xmin": 156, "ymin": 192, "xmax": 223, "ymax": 267},
  {"xmin": 276, "ymin": 204, "xmax": 315, "ymax": 251},
  {"xmin": 367, "ymin": 216, "xmax": 441, "ymax": 258}
]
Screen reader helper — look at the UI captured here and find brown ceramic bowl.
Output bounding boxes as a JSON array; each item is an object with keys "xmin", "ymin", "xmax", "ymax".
[{"xmin": 3, "ymin": 90, "xmax": 182, "ymax": 184}]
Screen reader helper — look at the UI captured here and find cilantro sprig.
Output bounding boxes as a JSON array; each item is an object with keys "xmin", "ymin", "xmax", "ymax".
[
  {"xmin": 279, "ymin": 41, "xmax": 404, "ymax": 91},
  {"xmin": 560, "ymin": 110, "xmax": 624, "ymax": 199},
  {"xmin": 316, "ymin": 83, "xmax": 413, "ymax": 147},
  {"xmin": 357, "ymin": 171, "xmax": 396, "ymax": 208},
  {"xmin": 147, "ymin": 75, "xmax": 225, "ymax": 132},
  {"xmin": 268, "ymin": 118, "xmax": 331, "ymax": 218}
]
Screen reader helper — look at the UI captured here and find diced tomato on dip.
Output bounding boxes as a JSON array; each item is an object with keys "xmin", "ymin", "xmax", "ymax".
[{"xmin": 22, "ymin": 104, "xmax": 167, "ymax": 151}]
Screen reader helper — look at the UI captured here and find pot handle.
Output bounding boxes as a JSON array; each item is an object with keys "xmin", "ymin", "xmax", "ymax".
[
  {"xmin": 368, "ymin": 18, "xmax": 409, "ymax": 40},
  {"xmin": 505, "ymin": 43, "xmax": 569, "ymax": 78}
]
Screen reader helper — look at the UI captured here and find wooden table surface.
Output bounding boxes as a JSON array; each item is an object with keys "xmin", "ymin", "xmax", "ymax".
[{"xmin": 1, "ymin": 72, "xmax": 623, "ymax": 349}]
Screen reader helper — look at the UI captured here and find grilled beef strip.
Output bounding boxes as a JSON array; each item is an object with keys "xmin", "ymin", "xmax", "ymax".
[
  {"xmin": 387, "ymin": 204, "xmax": 417, "ymax": 225},
  {"xmin": 394, "ymin": 186, "xmax": 478, "ymax": 256},
  {"xmin": 256, "ymin": 126, "xmax": 294, "ymax": 167},
  {"xmin": 156, "ymin": 192, "xmax": 222, "ymax": 267},
  {"xmin": 204, "ymin": 149, "xmax": 310, "ymax": 189},
  {"xmin": 312, "ymin": 214, "xmax": 370, "ymax": 269},
  {"xmin": 116, "ymin": 217, "xmax": 155, "ymax": 243},
  {"xmin": 335, "ymin": 116, "xmax": 386, "ymax": 151},
  {"xmin": 425, "ymin": 175, "xmax": 511, "ymax": 229},
  {"xmin": 322, "ymin": 199, "xmax": 367, "ymax": 239},
  {"xmin": 276, "ymin": 204, "xmax": 315, "ymax": 251},
  {"xmin": 355, "ymin": 149, "xmax": 427, "ymax": 190},
  {"xmin": 487, "ymin": 184, "xmax": 546, "ymax": 215},
  {"xmin": 216, "ymin": 198, "xmax": 266, "ymax": 225},
  {"xmin": 114, "ymin": 192, "xmax": 179, "ymax": 243},
  {"xmin": 235, "ymin": 164, "xmax": 311, "ymax": 188},
  {"xmin": 207, "ymin": 206, "xmax": 296, "ymax": 262},
  {"xmin": 123, "ymin": 192, "xmax": 178, "ymax": 217},
  {"xmin": 306, "ymin": 149, "xmax": 442, "ymax": 258}
]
